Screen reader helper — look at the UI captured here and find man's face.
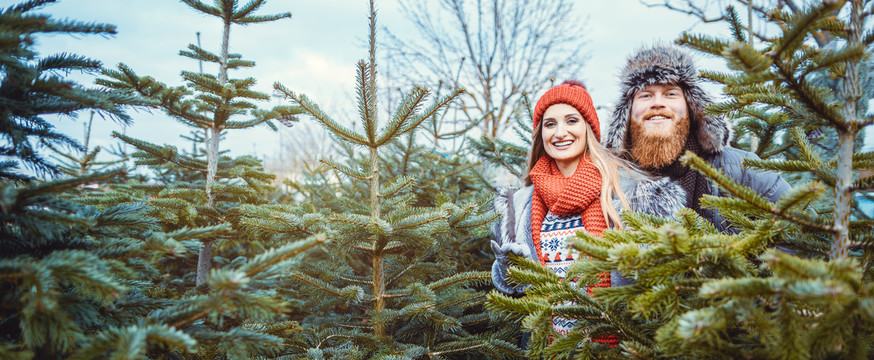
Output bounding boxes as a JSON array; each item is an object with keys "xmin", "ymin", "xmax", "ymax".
[
  {"xmin": 630, "ymin": 83, "xmax": 688, "ymax": 137},
  {"xmin": 628, "ymin": 83, "xmax": 691, "ymax": 168}
]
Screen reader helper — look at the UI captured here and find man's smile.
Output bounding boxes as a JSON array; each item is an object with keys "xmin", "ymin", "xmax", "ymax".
[{"xmin": 643, "ymin": 112, "xmax": 673, "ymax": 126}]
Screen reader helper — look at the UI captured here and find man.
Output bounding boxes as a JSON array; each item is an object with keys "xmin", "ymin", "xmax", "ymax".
[{"xmin": 605, "ymin": 44, "xmax": 790, "ymax": 232}]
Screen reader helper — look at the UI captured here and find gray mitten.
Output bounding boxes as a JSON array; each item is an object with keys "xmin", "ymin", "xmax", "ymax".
[{"xmin": 491, "ymin": 240, "xmax": 531, "ymax": 295}]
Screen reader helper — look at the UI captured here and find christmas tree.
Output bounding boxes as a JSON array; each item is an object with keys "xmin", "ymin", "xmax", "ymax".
[
  {"xmin": 240, "ymin": 1, "xmax": 523, "ymax": 357},
  {"xmin": 487, "ymin": 0, "xmax": 874, "ymax": 359},
  {"xmin": 1, "ymin": 2, "xmax": 224, "ymax": 358},
  {"xmin": 98, "ymin": 0, "xmax": 302, "ymax": 287},
  {"xmin": 0, "ymin": 0, "xmax": 327, "ymax": 358},
  {"xmin": 0, "ymin": 0, "xmax": 137, "ymax": 180}
]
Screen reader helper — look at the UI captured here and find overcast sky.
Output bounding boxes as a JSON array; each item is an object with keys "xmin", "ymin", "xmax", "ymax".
[{"xmin": 34, "ymin": 0, "xmax": 733, "ymax": 163}]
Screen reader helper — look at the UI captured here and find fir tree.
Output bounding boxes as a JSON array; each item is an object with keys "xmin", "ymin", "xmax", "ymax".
[
  {"xmin": 243, "ymin": 1, "xmax": 523, "ymax": 358},
  {"xmin": 487, "ymin": 0, "xmax": 874, "ymax": 359},
  {"xmin": 45, "ymin": 111, "xmax": 129, "ymax": 178},
  {"xmin": 0, "ymin": 0, "xmax": 325, "ymax": 358},
  {"xmin": 0, "ymin": 0, "xmax": 138, "ymax": 179},
  {"xmin": 0, "ymin": 2, "xmax": 267, "ymax": 358},
  {"xmin": 98, "ymin": 0, "xmax": 302, "ymax": 287}
]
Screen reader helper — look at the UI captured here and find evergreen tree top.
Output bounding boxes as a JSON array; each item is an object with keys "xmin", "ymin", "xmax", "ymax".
[{"xmin": 0, "ymin": 0, "xmax": 141, "ymax": 178}]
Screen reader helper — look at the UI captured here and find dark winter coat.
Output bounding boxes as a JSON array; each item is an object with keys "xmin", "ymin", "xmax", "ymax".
[
  {"xmin": 605, "ymin": 44, "xmax": 790, "ymax": 232},
  {"xmin": 490, "ymin": 168, "xmax": 686, "ymax": 295}
]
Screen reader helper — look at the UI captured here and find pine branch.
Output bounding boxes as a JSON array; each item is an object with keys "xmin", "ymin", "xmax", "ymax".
[
  {"xmin": 803, "ymin": 43, "xmax": 867, "ymax": 77},
  {"xmin": 724, "ymin": 42, "xmax": 773, "ymax": 73},
  {"xmin": 17, "ymin": 167, "xmax": 122, "ymax": 199},
  {"xmin": 677, "ymin": 33, "xmax": 731, "ymax": 57},
  {"xmin": 775, "ymin": 181, "xmax": 827, "ymax": 212},
  {"xmin": 379, "ymin": 175, "xmax": 415, "ymax": 197},
  {"xmin": 428, "ymin": 271, "xmax": 490, "ymax": 291},
  {"xmin": 355, "ymin": 61, "xmax": 377, "ymax": 144},
  {"xmin": 320, "ymin": 158, "xmax": 369, "ymax": 180},
  {"xmin": 398, "ymin": 89, "xmax": 464, "ymax": 135},
  {"xmin": 772, "ymin": 0, "xmax": 844, "ymax": 58},
  {"xmin": 179, "ymin": 44, "xmax": 220, "ymax": 63},
  {"xmin": 113, "ymin": 132, "xmax": 207, "ymax": 171},
  {"xmin": 682, "ymin": 151, "xmax": 834, "ymax": 232},
  {"xmin": 273, "ymin": 83, "xmax": 370, "ymax": 146},
  {"xmin": 742, "ymin": 158, "xmax": 816, "ymax": 172},
  {"xmin": 375, "ymin": 86, "xmax": 428, "ymax": 146},
  {"xmin": 239, "ymin": 236, "xmax": 325, "ymax": 278},
  {"xmin": 486, "ymin": 290, "xmax": 549, "ymax": 316}
]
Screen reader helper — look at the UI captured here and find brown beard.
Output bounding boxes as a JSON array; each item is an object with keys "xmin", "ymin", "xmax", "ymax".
[{"xmin": 629, "ymin": 110, "xmax": 691, "ymax": 168}]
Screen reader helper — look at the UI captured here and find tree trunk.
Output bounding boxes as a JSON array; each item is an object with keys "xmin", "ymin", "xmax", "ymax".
[
  {"xmin": 369, "ymin": 145, "xmax": 385, "ymax": 338},
  {"xmin": 196, "ymin": 17, "xmax": 232, "ymax": 288},
  {"xmin": 748, "ymin": 0, "xmax": 760, "ymax": 153},
  {"xmin": 830, "ymin": 0, "xmax": 863, "ymax": 260}
]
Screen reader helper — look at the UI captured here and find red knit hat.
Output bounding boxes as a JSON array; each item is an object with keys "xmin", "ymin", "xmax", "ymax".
[{"xmin": 533, "ymin": 80, "xmax": 600, "ymax": 141}]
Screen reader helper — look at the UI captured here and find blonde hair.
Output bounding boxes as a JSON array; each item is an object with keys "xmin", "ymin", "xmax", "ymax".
[{"xmin": 525, "ymin": 122, "xmax": 633, "ymax": 229}]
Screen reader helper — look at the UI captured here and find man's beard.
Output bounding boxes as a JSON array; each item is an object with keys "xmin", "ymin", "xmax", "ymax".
[{"xmin": 629, "ymin": 110, "xmax": 691, "ymax": 168}]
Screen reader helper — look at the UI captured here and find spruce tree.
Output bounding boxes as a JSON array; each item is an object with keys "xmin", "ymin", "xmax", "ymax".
[
  {"xmin": 241, "ymin": 1, "xmax": 523, "ymax": 358},
  {"xmin": 45, "ymin": 111, "xmax": 129, "ymax": 178},
  {"xmin": 0, "ymin": 0, "xmax": 137, "ymax": 179},
  {"xmin": 98, "ymin": 0, "xmax": 301, "ymax": 287},
  {"xmin": 487, "ymin": 0, "xmax": 874, "ymax": 359},
  {"xmin": 0, "ymin": 2, "xmax": 239, "ymax": 358},
  {"xmin": 0, "ymin": 0, "xmax": 324, "ymax": 358}
]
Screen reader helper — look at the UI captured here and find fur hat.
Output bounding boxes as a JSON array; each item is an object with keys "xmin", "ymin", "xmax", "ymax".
[
  {"xmin": 605, "ymin": 44, "xmax": 731, "ymax": 155},
  {"xmin": 533, "ymin": 80, "xmax": 601, "ymax": 141}
]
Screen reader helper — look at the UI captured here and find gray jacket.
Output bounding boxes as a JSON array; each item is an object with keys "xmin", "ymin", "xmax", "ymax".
[
  {"xmin": 699, "ymin": 147, "xmax": 790, "ymax": 232},
  {"xmin": 490, "ymin": 168, "xmax": 686, "ymax": 295}
]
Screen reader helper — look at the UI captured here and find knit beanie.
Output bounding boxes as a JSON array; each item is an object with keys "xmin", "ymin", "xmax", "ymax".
[{"xmin": 533, "ymin": 80, "xmax": 601, "ymax": 141}]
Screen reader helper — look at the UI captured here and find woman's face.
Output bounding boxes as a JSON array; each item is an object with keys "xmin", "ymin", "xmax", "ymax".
[{"xmin": 541, "ymin": 103, "xmax": 588, "ymax": 176}]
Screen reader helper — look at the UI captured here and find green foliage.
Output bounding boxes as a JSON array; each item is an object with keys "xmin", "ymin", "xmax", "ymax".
[
  {"xmin": 0, "ymin": 0, "xmax": 535, "ymax": 358},
  {"xmin": 95, "ymin": 0, "xmax": 305, "ymax": 291},
  {"xmin": 237, "ymin": 2, "xmax": 523, "ymax": 358},
  {"xmin": 0, "ymin": 0, "xmax": 140, "ymax": 178},
  {"xmin": 0, "ymin": 166, "xmax": 242, "ymax": 358},
  {"xmin": 487, "ymin": 0, "xmax": 874, "ymax": 358},
  {"xmin": 0, "ymin": 1, "xmax": 330, "ymax": 358},
  {"xmin": 469, "ymin": 97, "xmax": 533, "ymax": 182}
]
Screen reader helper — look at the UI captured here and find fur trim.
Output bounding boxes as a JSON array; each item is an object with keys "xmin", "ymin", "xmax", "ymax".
[
  {"xmin": 490, "ymin": 187, "xmax": 517, "ymax": 248},
  {"xmin": 490, "ymin": 186, "xmax": 537, "ymax": 295},
  {"xmin": 617, "ymin": 172, "xmax": 686, "ymax": 218},
  {"xmin": 606, "ymin": 44, "xmax": 732, "ymax": 156}
]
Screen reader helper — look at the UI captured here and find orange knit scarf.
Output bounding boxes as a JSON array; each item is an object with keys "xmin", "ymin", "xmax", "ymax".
[
  {"xmin": 530, "ymin": 154, "xmax": 617, "ymax": 345},
  {"xmin": 529, "ymin": 154, "xmax": 608, "ymax": 265}
]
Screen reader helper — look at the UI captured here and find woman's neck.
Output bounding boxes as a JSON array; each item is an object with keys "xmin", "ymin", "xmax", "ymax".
[{"xmin": 554, "ymin": 157, "xmax": 581, "ymax": 177}]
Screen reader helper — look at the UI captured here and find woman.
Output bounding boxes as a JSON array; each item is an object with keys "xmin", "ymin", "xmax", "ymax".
[{"xmin": 490, "ymin": 80, "xmax": 685, "ymax": 339}]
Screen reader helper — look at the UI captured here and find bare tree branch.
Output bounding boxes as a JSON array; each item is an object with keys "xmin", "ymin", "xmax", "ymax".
[{"xmin": 383, "ymin": 0, "xmax": 587, "ymax": 140}]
